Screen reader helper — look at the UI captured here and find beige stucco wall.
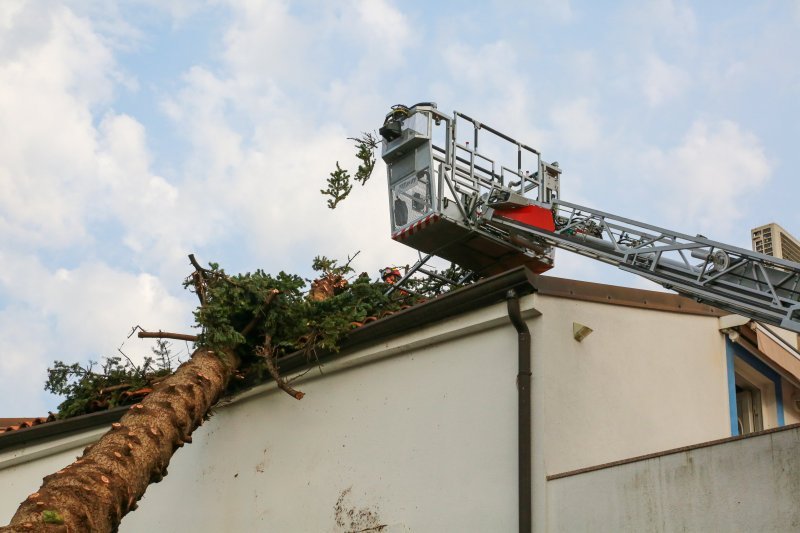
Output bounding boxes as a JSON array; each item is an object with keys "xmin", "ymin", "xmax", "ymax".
[
  {"xmin": 531, "ymin": 294, "xmax": 730, "ymax": 476},
  {"xmin": 782, "ymin": 378, "xmax": 800, "ymax": 425},
  {"xmin": 528, "ymin": 294, "xmax": 732, "ymax": 533}
]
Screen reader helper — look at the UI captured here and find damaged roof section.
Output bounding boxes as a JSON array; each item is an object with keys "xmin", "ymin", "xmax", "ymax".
[{"xmin": 0, "ymin": 268, "xmax": 728, "ymax": 445}]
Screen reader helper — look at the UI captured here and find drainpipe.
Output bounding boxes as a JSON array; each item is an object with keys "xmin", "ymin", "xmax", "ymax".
[{"xmin": 507, "ymin": 289, "xmax": 532, "ymax": 533}]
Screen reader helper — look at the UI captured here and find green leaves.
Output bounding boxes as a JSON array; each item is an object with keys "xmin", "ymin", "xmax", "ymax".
[
  {"xmin": 44, "ymin": 253, "xmax": 472, "ymax": 419},
  {"xmin": 311, "ymin": 255, "xmax": 354, "ymax": 277},
  {"xmin": 322, "ymin": 133, "xmax": 379, "ymax": 209},
  {"xmin": 403, "ymin": 263, "xmax": 471, "ymax": 297},
  {"xmin": 186, "ymin": 257, "xmax": 396, "ymax": 362},
  {"xmin": 44, "ymin": 349, "xmax": 174, "ymax": 419},
  {"xmin": 321, "ymin": 162, "xmax": 353, "ymax": 209},
  {"xmin": 351, "ymin": 132, "xmax": 378, "ymax": 186}
]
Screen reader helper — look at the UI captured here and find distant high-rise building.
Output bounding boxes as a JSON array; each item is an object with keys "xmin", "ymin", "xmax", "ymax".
[{"xmin": 751, "ymin": 223, "xmax": 800, "ymax": 263}]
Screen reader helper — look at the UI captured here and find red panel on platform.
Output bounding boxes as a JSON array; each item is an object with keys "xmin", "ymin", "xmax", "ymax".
[{"xmin": 493, "ymin": 205, "xmax": 555, "ymax": 232}]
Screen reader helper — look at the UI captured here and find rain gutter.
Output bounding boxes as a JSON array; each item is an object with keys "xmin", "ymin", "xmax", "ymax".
[{"xmin": 507, "ymin": 289, "xmax": 532, "ymax": 533}]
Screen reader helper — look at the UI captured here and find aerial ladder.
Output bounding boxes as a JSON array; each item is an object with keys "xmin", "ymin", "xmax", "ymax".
[{"xmin": 379, "ymin": 102, "xmax": 800, "ymax": 334}]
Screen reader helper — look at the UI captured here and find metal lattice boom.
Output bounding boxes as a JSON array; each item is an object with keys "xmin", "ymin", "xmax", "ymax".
[{"xmin": 485, "ymin": 200, "xmax": 800, "ymax": 333}]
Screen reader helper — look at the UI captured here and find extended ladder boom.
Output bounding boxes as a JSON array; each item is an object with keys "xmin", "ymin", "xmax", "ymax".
[
  {"xmin": 379, "ymin": 102, "xmax": 800, "ymax": 334},
  {"xmin": 484, "ymin": 200, "xmax": 800, "ymax": 333}
]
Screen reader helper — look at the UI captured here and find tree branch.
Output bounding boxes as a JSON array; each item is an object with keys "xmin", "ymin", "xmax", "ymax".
[
  {"xmin": 137, "ymin": 331, "xmax": 199, "ymax": 342},
  {"xmin": 188, "ymin": 254, "xmax": 208, "ymax": 305},
  {"xmin": 187, "ymin": 253, "xmax": 209, "ymax": 273},
  {"xmin": 240, "ymin": 289, "xmax": 281, "ymax": 338},
  {"xmin": 99, "ymin": 383, "xmax": 132, "ymax": 395},
  {"xmin": 256, "ymin": 336, "xmax": 304, "ymax": 400}
]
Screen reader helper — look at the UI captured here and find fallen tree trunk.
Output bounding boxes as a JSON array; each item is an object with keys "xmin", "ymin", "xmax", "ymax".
[{"xmin": 0, "ymin": 348, "xmax": 239, "ymax": 533}]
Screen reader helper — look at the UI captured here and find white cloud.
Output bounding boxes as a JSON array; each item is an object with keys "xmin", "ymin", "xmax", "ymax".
[
  {"xmin": 541, "ymin": 0, "xmax": 574, "ymax": 22},
  {"xmin": 350, "ymin": 0, "xmax": 411, "ymax": 64},
  {"xmin": 550, "ymin": 98, "xmax": 601, "ymax": 150},
  {"xmin": 439, "ymin": 40, "xmax": 542, "ymax": 144},
  {"xmin": 0, "ymin": 1, "xmax": 207, "ymax": 281},
  {"xmin": 130, "ymin": 0, "xmax": 201, "ymax": 22},
  {"xmin": 0, "ymin": 306, "xmax": 58, "ymax": 415},
  {"xmin": 548, "ymin": 252, "xmax": 605, "ymax": 283},
  {"xmin": 0, "ymin": 254, "xmax": 190, "ymax": 357},
  {"xmin": 219, "ymin": 0, "xmax": 312, "ymax": 89},
  {"xmin": 641, "ymin": 119, "xmax": 771, "ymax": 236},
  {"xmin": 641, "ymin": 54, "xmax": 691, "ymax": 106},
  {"xmin": 650, "ymin": 0, "xmax": 696, "ymax": 36},
  {"xmin": 627, "ymin": 0, "xmax": 697, "ymax": 47},
  {"xmin": 162, "ymin": 64, "xmax": 417, "ymax": 274},
  {"xmin": 156, "ymin": 0, "xmax": 420, "ymax": 276},
  {"xmin": 0, "ymin": 4, "xmax": 117, "ymax": 248},
  {"xmin": 0, "ymin": 253, "xmax": 192, "ymax": 416},
  {"xmin": 0, "ymin": 3, "xmax": 201, "ymax": 415}
]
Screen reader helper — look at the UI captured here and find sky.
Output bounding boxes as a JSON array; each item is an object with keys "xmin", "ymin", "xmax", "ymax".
[{"xmin": 1, "ymin": 0, "xmax": 799, "ymax": 416}]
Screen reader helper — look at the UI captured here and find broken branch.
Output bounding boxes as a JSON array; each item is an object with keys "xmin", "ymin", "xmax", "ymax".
[
  {"xmin": 137, "ymin": 331, "xmax": 199, "ymax": 342},
  {"xmin": 239, "ymin": 289, "xmax": 281, "ymax": 338},
  {"xmin": 188, "ymin": 254, "xmax": 208, "ymax": 305},
  {"xmin": 99, "ymin": 383, "xmax": 132, "ymax": 395},
  {"xmin": 188, "ymin": 253, "xmax": 209, "ymax": 273},
  {"xmin": 256, "ymin": 336, "xmax": 305, "ymax": 400}
]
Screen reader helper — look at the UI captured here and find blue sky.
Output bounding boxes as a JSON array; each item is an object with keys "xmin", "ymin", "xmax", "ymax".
[{"xmin": 1, "ymin": 0, "xmax": 799, "ymax": 416}]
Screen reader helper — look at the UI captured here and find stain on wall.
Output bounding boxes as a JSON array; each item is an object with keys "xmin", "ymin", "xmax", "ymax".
[{"xmin": 334, "ymin": 486, "xmax": 388, "ymax": 532}]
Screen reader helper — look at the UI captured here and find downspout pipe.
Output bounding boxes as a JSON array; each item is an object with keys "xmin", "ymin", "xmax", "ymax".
[{"xmin": 507, "ymin": 289, "xmax": 532, "ymax": 533}]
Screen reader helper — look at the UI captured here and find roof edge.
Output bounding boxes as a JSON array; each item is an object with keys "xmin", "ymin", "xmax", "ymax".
[
  {"xmin": 277, "ymin": 266, "xmax": 537, "ymax": 373},
  {"xmin": 0, "ymin": 268, "xmax": 724, "ymax": 451},
  {"xmin": 0, "ymin": 407, "xmax": 127, "ymax": 453},
  {"xmin": 532, "ymin": 275, "xmax": 724, "ymax": 317},
  {"xmin": 0, "ymin": 267, "xmax": 538, "ymax": 452}
]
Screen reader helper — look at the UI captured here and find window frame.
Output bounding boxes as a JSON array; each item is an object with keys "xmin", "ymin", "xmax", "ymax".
[{"xmin": 725, "ymin": 337, "xmax": 785, "ymax": 436}]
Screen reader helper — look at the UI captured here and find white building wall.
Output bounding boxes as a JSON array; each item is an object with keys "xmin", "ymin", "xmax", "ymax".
[
  {"xmin": 0, "ymin": 430, "xmax": 101, "ymax": 523},
  {"xmin": 1, "ymin": 302, "xmax": 525, "ymax": 532},
  {"xmin": 0, "ymin": 290, "xmax": 774, "ymax": 532},
  {"xmin": 127, "ymin": 301, "xmax": 522, "ymax": 531}
]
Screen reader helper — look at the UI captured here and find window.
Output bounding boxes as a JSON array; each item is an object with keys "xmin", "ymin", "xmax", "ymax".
[
  {"xmin": 726, "ymin": 338, "xmax": 785, "ymax": 436},
  {"xmin": 735, "ymin": 374, "xmax": 763, "ymax": 435}
]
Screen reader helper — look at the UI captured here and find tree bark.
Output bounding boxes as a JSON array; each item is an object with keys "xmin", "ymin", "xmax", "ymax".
[{"xmin": 0, "ymin": 348, "xmax": 239, "ymax": 533}]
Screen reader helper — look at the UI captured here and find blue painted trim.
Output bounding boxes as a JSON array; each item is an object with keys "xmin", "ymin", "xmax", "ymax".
[
  {"xmin": 725, "ymin": 339, "xmax": 739, "ymax": 436},
  {"xmin": 729, "ymin": 340, "xmax": 786, "ymax": 427}
]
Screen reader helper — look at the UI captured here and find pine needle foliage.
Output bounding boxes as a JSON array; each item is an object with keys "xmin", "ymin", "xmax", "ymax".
[
  {"xmin": 351, "ymin": 132, "xmax": 378, "ymax": 186},
  {"xmin": 44, "ymin": 256, "xmax": 414, "ymax": 419},
  {"xmin": 321, "ymin": 133, "xmax": 378, "ymax": 208},
  {"xmin": 320, "ymin": 163, "xmax": 352, "ymax": 209},
  {"xmin": 45, "ymin": 342, "xmax": 175, "ymax": 419},
  {"xmin": 403, "ymin": 263, "xmax": 473, "ymax": 297},
  {"xmin": 187, "ymin": 256, "xmax": 402, "ymax": 361}
]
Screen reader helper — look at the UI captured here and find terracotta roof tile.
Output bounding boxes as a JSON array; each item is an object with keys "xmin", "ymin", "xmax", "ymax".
[{"xmin": 0, "ymin": 415, "xmax": 55, "ymax": 433}]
